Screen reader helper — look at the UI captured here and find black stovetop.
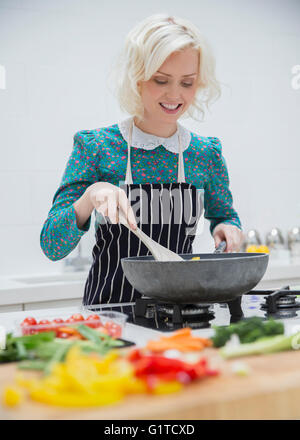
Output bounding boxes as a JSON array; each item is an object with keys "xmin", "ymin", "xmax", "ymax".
[{"xmin": 84, "ymin": 286, "xmax": 300, "ymax": 332}]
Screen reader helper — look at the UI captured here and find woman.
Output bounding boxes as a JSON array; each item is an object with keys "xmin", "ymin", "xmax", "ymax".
[{"xmin": 40, "ymin": 14, "xmax": 243, "ymax": 305}]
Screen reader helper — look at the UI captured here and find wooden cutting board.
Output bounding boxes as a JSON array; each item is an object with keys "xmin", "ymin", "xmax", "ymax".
[{"xmin": 1, "ymin": 348, "xmax": 300, "ymax": 420}]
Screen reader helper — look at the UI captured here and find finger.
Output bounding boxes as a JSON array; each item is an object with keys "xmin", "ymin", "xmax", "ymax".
[
  {"xmin": 221, "ymin": 230, "xmax": 233, "ymax": 253},
  {"xmin": 95, "ymin": 188, "xmax": 112, "ymax": 204},
  {"xmin": 214, "ymin": 234, "xmax": 222, "ymax": 249},
  {"xmin": 118, "ymin": 189, "xmax": 137, "ymax": 229},
  {"xmin": 96, "ymin": 200, "xmax": 108, "ymax": 217},
  {"xmin": 232, "ymin": 230, "xmax": 243, "ymax": 252},
  {"xmin": 107, "ymin": 190, "xmax": 118, "ymax": 224},
  {"xmin": 213, "ymin": 227, "xmax": 225, "ymax": 248}
]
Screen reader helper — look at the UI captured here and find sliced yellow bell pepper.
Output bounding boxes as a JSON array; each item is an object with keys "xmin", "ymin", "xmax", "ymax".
[
  {"xmin": 246, "ymin": 245, "xmax": 270, "ymax": 254},
  {"xmin": 152, "ymin": 381, "xmax": 183, "ymax": 395},
  {"xmin": 3, "ymin": 385, "xmax": 24, "ymax": 407},
  {"xmin": 4, "ymin": 346, "xmax": 192, "ymax": 409},
  {"xmin": 29, "ymin": 386, "xmax": 123, "ymax": 407}
]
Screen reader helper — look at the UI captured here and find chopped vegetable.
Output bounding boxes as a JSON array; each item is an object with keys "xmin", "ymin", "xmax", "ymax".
[
  {"xmin": 0, "ymin": 332, "xmax": 56, "ymax": 363},
  {"xmin": 17, "ymin": 360, "xmax": 48, "ymax": 371},
  {"xmin": 220, "ymin": 331, "xmax": 300, "ymax": 359},
  {"xmin": 10, "ymin": 347, "xmax": 133, "ymax": 407},
  {"xmin": 0, "ymin": 325, "xmax": 125, "ymax": 367},
  {"xmin": 43, "ymin": 342, "xmax": 72, "ymax": 376},
  {"xmin": 3, "ymin": 386, "xmax": 24, "ymax": 407},
  {"xmin": 0, "ymin": 326, "xmax": 6, "ymax": 350},
  {"xmin": 246, "ymin": 245, "xmax": 270, "ymax": 253},
  {"xmin": 127, "ymin": 348, "xmax": 219, "ymax": 392},
  {"xmin": 146, "ymin": 328, "xmax": 212, "ymax": 353},
  {"xmin": 211, "ymin": 317, "xmax": 284, "ymax": 348},
  {"xmin": 231, "ymin": 361, "xmax": 251, "ymax": 376},
  {"xmin": 3, "ymin": 341, "xmax": 221, "ymax": 408},
  {"xmin": 19, "ymin": 314, "xmax": 122, "ymax": 339}
]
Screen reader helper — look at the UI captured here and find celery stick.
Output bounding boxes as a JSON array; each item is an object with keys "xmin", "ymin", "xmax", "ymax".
[
  {"xmin": 220, "ymin": 332, "xmax": 300, "ymax": 359},
  {"xmin": 18, "ymin": 360, "xmax": 48, "ymax": 370},
  {"xmin": 43, "ymin": 343, "xmax": 73, "ymax": 375}
]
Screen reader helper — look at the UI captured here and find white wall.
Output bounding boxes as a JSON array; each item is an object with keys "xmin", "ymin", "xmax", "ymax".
[{"xmin": 0, "ymin": 0, "xmax": 299, "ymax": 276}]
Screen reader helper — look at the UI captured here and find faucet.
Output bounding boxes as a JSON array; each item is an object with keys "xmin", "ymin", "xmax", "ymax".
[{"xmin": 63, "ymin": 242, "xmax": 91, "ymax": 272}]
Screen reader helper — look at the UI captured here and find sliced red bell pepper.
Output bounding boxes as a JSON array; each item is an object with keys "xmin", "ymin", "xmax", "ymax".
[{"xmin": 127, "ymin": 350, "xmax": 219, "ymax": 384}]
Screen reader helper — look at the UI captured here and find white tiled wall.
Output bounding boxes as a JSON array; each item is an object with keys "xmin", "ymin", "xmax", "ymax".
[{"xmin": 0, "ymin": 0, "xmax": 299, "ymax": 276}]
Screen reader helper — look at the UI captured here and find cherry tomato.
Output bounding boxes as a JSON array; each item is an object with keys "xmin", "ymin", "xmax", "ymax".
[
  {"xmin": 29, "ymin": 328, "xmax": 38, "ymax": 335},
  {"xmin": 21, "ymin": 317, "xmax": 37, "ymax": 326},
  {"xmin": 96, "ymin": 326, "xmax": 109, "ymax": 335},
  {"xmin": 57, "ymin": 331, "xmax": 70, "ymax": 339},
  {"xmin": 70, "ymin": 314, "xmax": 85, "ymax": 322},
  {"xmin": 22, "ymin": 328, "xmax": 39, "ymax": 336},
  {"xmin": 37, "ymin": 319, "xmax": 52, "ymax": 333},
  {"xmin": 85, "ymin": 315, "xmax": 102, "ymax": 328},
  {"xmin": 104, "ymin": 321, "xmax": 122, "ymax": 338},
  {"xmin": 52, "ymin": 318, "xmax": 64, "ymax": 324},
  {"xmin": 85, "ymin": 321, "xmax": 98, "ymax": 329},
  {"xmin": 38, "ymin": 319, "xmax": 51, "ymax": 325},
  {"xmin": 65, "ymin": 318, "xmax": 76, "ymax": 323},
  {"xmin": 86, "ymin": 315, "xmax": 100, "ymax": 321}
]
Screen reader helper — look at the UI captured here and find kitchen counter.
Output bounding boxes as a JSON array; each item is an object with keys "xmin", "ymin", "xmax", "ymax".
[{"xmin": 0, "ymin": 272, "xmax": 87, "ymax": 312}]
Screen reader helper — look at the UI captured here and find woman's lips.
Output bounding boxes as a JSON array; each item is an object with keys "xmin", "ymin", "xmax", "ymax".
[{"xmin": 159, "ymin": 103, "xmax": 183, "ymax": 114}]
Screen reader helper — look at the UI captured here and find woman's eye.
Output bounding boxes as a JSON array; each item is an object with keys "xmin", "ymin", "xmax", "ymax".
[
  {"xmin": 154, "ymin": 79, "xmax": 193, "ymax": 87},
  {"xmin": 154, "ymin": 80, "xmax": 167, "ymax": 85}
]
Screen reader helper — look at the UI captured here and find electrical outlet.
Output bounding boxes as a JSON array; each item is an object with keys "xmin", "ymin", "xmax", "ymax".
[{"xmin": 0, "ymin": 65, "xmax": 6, "ymax": 90}]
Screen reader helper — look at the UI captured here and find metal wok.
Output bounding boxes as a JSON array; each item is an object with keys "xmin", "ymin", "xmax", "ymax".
[{"xmin": 121, "ymin": 252, "xmax": 269, "ymax": 304}]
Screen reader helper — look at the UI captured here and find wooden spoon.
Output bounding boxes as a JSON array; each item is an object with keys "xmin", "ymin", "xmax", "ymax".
[{"xmin": 118, "ymin": 210, "xmax": 183, "ymax": 262}]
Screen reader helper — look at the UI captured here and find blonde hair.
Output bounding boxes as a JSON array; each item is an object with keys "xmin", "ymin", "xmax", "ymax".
[{"xmin": 108, "ymin": 13, "xmax": 221, "ymax": 122}]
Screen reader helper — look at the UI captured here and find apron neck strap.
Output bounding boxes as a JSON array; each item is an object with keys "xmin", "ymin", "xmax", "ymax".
[{"xmin": 125, "ymin": 117, "xmax": 186, "ymax": 185}]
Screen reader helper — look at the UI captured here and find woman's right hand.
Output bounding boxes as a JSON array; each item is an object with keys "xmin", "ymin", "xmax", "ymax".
[
  {"xmin": 73, "ymin": 182, "xmax": 137, "ymax": 231},
  {"xmin": 88, "ymin": 182, "xmax": 137, "ymax": 229}
]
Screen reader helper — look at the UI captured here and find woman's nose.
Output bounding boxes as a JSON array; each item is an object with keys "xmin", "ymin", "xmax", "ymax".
[{"xmin": 165, "ymin": 84, "xmax": 181, "ymax": 100}]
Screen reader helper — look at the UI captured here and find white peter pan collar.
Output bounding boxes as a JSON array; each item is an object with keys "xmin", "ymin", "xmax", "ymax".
[{"xmin": 118, "ymin": 117, "xmax": 191, "ymax": 154}]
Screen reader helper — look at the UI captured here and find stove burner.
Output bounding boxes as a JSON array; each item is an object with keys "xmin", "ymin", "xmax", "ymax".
[
  {"xmin": 134, "ymin": 296, "xmax": 216, "ymax": 326},
  {"xmin": 259, "ymin": 285, "xmax": 300, "ymax": 313},
  {"xmin": 164, "ymin": 320, "xmax": 211, "ymax": 330},
  {"xmin": 276, "ymin": 295, "xmax": 297, "ymax": 307},
  {"xmin": 158, "ymin": 303, "xmax": 213, "ymax": 317},
  {"xmin": 263, "ymin": 309, "xmax": 298, "ymax": 319},
  {"xmin": 158, "ymin": 303, "xmax": 215, "ymax": 325}
]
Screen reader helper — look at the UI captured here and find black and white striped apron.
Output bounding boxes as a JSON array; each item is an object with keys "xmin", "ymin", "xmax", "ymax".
[{"xmin": 83, "ymin": 119, "xmax": 203, "ymax": 305}]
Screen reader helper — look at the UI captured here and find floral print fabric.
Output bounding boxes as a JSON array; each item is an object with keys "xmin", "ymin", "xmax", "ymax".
[{"xmin": 40, "ymin": 122, "xmax": 242, "ymax": 261}]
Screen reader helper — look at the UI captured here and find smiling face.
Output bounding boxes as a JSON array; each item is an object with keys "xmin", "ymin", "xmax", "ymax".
[{"xmin": 136, "ymin": 47, "xmax": 199, "ymax": 136}]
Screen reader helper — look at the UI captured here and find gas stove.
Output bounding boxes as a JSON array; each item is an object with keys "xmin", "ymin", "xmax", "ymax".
[{"xmin": 84, "ymin": 285, "xmax": 300, "ymax": 332}]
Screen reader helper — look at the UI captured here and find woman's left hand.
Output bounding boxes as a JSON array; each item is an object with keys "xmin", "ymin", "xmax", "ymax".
[{"xmin": 213, "ymin": 223, "xmax": 244, "ymax": 253}]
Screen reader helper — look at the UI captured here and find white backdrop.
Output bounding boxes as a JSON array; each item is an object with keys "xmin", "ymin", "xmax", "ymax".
[{"xmin": 0, "ymin": 0, "xmax": 299, "ymax": 276}]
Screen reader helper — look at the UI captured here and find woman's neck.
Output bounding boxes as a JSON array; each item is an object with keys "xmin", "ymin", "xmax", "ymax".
[{"xmin": 133, "ymin": 116, "xmax": 178, "ymax": 138}]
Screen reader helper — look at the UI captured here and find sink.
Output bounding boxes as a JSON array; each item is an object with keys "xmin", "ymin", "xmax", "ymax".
[{"xmin": 13, "ymin": 272, "xmax": 88, "ymax": 285}]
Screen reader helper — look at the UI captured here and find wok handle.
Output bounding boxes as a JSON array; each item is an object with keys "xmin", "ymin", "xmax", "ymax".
[{"xmin": 214, "ymin": 240, "xmax": 227, "ymax": 254}]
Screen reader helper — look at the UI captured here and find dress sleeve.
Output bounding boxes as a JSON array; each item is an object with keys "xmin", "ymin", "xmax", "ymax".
[
  {"xmin": 204, "ymin": 137, "xmax": 242, "ymax": 235},
  {"xmin": 40, "ymin": 131, "xmax": 99, "ymax": 261}
]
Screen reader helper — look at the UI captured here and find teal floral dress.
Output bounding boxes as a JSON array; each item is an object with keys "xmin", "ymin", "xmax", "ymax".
[{"xmin": 40, "ymin": 121, "xmax": 242, "ymax": 261}]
